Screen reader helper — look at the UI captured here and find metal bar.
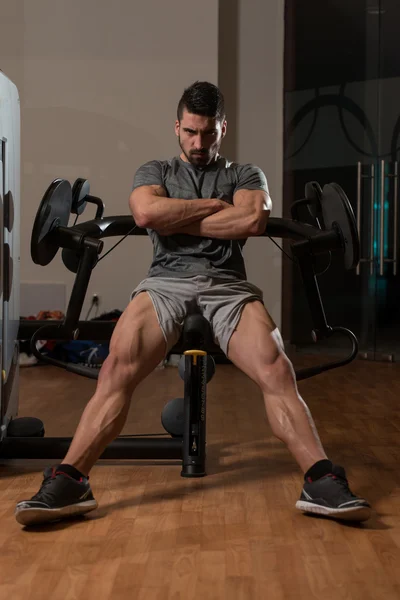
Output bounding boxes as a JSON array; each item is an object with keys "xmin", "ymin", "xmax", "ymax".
[
  {"xmin": 292, "ymin": 250, "xmax": 331, "ymax": 339},
  {"xmin": 63, "ymin": 243, "xmax": 99, "ymax": 333},
  {"xmin": 73, "ymin": 214, "xmax": 325, "ymax": 243},
  {"xmin": 18, "ymin": 319, "xmax": 115, "ymax": 340},
  {"xmin": 357, "ymin": 161, "xmax": 362, "ymax": 275},
  {"xmin": 394, "ymin": 162, "xmax": 398, "ymax": 275},
  {"xmin": 380, "ymin": 160, "xmax": 385, "ymax": 276},
  {"xmin": 0, "ymin": 436, "xmax": 183, "ymax": 460},
  {"xmin": 370, "ymin": 163, "xmax": 375, "ymax": 276},
  {"xmin": 295, "ymin": 326, "xmax": 359, "ymax": 380},
  {"xmin": 261, "ymin": 217, "xmax": 323, "ymax": 239}
]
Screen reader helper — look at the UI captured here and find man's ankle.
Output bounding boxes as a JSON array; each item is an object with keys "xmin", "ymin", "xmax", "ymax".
[{"xmin": 58, "ymin": 464, "xmax": 88, "ymax": 480}]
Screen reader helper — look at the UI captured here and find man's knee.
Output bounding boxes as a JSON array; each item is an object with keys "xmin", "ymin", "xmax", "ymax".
[
  {"xmin": 270, "ymin": 327, "xmax": 285, "ymax": 352},
  {"xmin": 257, "ymin": 352, "xmax": 297, "ymax": 396},
  {"xmin": 97, "ymin": 349, "xmax": 139, "ymax": 392}
]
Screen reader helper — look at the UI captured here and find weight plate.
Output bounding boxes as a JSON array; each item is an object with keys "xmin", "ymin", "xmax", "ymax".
[
  {"xmin": 3, "ymin": 243, "xmax": 12, "ymax": 301},
  {"xmin": 31, "ymin": 179, "xmax": 72, "ymax": 266},
  {"xmin": 305, "ymin": 181, "xmax": 325, "ymax": 227},
  {"xmin": 161, "ymin": 397, "xmax": 184, "ymax": 437},
  {"xmin": 61, "ymin": 247, "xmax": 81, "ymax": 274},
  {"xmin": 4, "ymin": 191, "xmax": 14, "ymax": 232},
  {"xmin": 321, "ymin": 183, "xmax": 360, "ymax": 270},
  {"xmin": 71, "ymin": 178, "xmax": 90, "ymax": 215}
]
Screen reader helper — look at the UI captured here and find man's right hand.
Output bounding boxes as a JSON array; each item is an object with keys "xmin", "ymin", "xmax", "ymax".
[
  {"xmin": 130, "ymin": 183, "xmax": 234, "ymax": 235},
  {"xmin": 155, "ymin": 199, "xmax": 232, "ymax": 236},
  {"xmin": 217, "ymin": 198, "xmax": 233, "ymax": 210}
]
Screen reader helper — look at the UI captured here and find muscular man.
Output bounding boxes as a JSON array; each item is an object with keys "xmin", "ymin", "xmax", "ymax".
[{"xmin": 15, "ymin": 81, "xmax": 371, "ymax": 526}]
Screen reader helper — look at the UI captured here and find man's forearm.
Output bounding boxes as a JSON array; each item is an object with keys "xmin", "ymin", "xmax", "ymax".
[
  {"xmin": 141, "ymin": 197, "xmax": 224, "ymax": 231},
  {"xmin": 158, "ymin": 205, "xmax": 261, "ymax": 239}
]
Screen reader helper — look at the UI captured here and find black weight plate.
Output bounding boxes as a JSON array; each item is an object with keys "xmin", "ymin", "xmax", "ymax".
[
  {"xmin": 161, "ymin": 397, "xmax": 184, "ymax": 437},
  {"xmin": 31, "ymin": 179, "xmax": 72, "ymax": 266},
  {"xmin": 71, "ymin": 178, "xmax": 90, "ymax": 215},
  {"xmin": 3, "ymin": 243, "xmax": 12, "ymax": 301},
  {"xmin": 305, "ymin": 181, "xmax": 325, "ymax": 227},
  {"xmin": 321, "ymin": 183, "xmax": 360, "ymax": 270},
  {"xmin": 4, "ymin": 191, "xmax": 14, "ymax": 232},
  {"xmin": 61, "ymin": 247, "xmax": 81, "ymax": 274}
]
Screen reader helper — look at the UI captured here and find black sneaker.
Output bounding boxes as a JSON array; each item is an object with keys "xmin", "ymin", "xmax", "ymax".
[
  {"xmin": 15, "ymin": 466, "xmax": 98, "ymax": 526},
  {"xmin": 296, "ymin": 465, "xmax": 372, "ymax": 522}
]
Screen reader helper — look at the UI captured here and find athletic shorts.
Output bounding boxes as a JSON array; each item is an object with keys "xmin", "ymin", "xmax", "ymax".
[{"xmin": 130, "ymin": 275, "xmax": 264, "ymax": 356}]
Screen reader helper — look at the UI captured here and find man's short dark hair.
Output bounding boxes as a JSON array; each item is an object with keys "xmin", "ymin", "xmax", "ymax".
[{"xmin": 177, "ymin": 81, "xmax": 225, "ymax": 122}]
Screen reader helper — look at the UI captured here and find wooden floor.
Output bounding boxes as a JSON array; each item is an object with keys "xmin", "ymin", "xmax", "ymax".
[{"xmin": 1, "ymin": 355, "xmax": 400, "ymax": 599}]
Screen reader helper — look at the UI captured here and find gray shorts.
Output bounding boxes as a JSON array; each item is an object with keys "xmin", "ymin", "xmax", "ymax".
[{"xmin": 130, "ymin": 275, "xmax": 264, "ymax": 355}]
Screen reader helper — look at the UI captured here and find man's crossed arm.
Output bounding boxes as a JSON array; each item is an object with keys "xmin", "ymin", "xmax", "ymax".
[
  {"xmin": 130, "ymin": 186, "xmax": 271, "ymax": 239},
  {"xmin": 162, "ymin": 189, "xmax": 271, "ymax": 239}
]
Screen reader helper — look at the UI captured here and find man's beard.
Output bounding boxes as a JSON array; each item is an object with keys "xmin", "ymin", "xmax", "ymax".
[{"xmin": 179, "ymin": 137, "xmax": 219, "ymax": 168}]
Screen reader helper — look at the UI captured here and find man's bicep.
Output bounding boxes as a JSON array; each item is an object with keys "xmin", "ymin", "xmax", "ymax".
[
  {"xmin": 233, "ymin": 164, "xmax": 272, "ymax": 232},
  {"xmin": 129, "ymin": 160, "xmax": 167, "ymax": 224},
  {"xmin": 233, "ymin": 188, "xmax": 272, "ymax": 212},
  {"xmin": 233, "ymin": 188, "xmax": 271, "ymax": 235},
  {"xmin": 131, "ymin": 184, "xmax": 167, "ymax": 198}
]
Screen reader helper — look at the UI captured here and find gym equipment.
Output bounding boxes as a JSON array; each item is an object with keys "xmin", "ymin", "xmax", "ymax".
[
  {"xmin": 3, "ymin": 174, "xmax": 360, "ymax": 476},
  {"xmin": 7, "ymin": 416, "xmax": 45, "ymax": 438},
  {"xmin": 0, "ymin": 67, "xmax": 362, "ymax": 476},
  {"xmin": 178, "ymin": 349, "xmax": 216, "ymax": 383},
  {"xmin": 291, "ymin": 181, "xmax": 324, "ymax": 228},
  {"xmin": 31, "ymin": 179, "xmax": 73, "ymax": 266},
  {"xmin": 6, "ymin": 313, "xmax": 211, "ymax": 477},
  {"xmin": 18, "ymin": 175, "xmax": 360, "ymax": 383},
  {"xmin": 321, "ymin": 182, "xmax": 359, "ymax": 271},
  {"xmin": 71, "ymin": 178, "xmax": 105, "ymax": 219},
  {"xmin": 0, "ymin": 72, "xmax": 21, "ymax": 450},
  {"xmin": 161, "ymin": 397, "xmax": 185, "ymax": 437},
  {"xmin": 179, "ymin": 315, "xmax": 209, "ymax": 476},
  {"xmin": 163, "ymin": 316, "xmax": 216, "ymax": 440}
]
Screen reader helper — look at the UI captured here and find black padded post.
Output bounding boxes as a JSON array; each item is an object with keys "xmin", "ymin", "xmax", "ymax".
[
  {"xmin": 180, "ymin": 315, "xmax": 210, "ymax": 478},
  {"xmin": 181, "ymin": 352, "xmax": 207, "ymax": 477}
]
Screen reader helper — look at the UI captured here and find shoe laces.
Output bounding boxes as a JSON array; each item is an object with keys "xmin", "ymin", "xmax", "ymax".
[
  {"xmin": 329, "ymin": 473, "xmax": 357, "ymax": 498},
  {"xmin": 31, "ymin": 469, "xmax": 61, "ymax": 503}
]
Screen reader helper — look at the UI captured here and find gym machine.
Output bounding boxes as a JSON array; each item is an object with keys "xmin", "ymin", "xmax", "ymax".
[
  {"xmin": 0, "ymin": 71, "xmax": 361, "ymax": 477},
  {"xmin": 0, "ymin": 71, "xmax": 21, "ymax": 459}
]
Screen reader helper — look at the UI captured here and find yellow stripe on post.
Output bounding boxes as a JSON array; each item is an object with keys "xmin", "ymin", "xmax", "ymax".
[{"xmin": 183, "ymin": 349, "xmax": 207, "ymax": 366}]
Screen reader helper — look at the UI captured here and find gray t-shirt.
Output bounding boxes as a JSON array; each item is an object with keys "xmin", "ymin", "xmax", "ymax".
[{"xmin": 132, "ymin": 155, "xmax": 270, "ymax": 280}]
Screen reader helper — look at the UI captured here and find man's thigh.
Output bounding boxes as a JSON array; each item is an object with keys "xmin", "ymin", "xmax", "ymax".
[
  {"xmin": 130, "ymin": 276, "xmax": 199, "ymax": 353},
  {"xmin": 198, "ymin": 277, "xmax": 268, "ymax": 355}
]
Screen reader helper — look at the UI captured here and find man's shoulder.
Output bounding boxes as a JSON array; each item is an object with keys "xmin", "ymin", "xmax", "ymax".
[
  {"xmin": 138, "ymin": 156, "xmax": 184, "ymax": 176},
  {"xmin": 220, "ymin": 158, "xmax": 269, "ymax": 193},
  {"xmin": 138, "ymin": 158, "xmax": 174, "ymax": 170},
  {"xmin": 132, "ymin": 158, "xmax": 176, "ymax": 190},
  {"xmin": 219, "ymin": 157, "xmax": 265, "ymax": 175}
]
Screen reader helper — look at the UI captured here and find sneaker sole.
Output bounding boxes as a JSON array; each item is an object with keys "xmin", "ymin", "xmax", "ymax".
[
  {"xmin": 15, "ymin": 499, "xmax": 98, "ymax": 526},
  {"xmin": 295, "ymin": 500, "xmax": 371, "ymax": 522}
]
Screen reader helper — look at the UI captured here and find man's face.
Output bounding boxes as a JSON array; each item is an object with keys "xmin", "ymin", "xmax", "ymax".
[{"xmin": 175, "ymin": 109, "xmax": 227, "ymax": 168}]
